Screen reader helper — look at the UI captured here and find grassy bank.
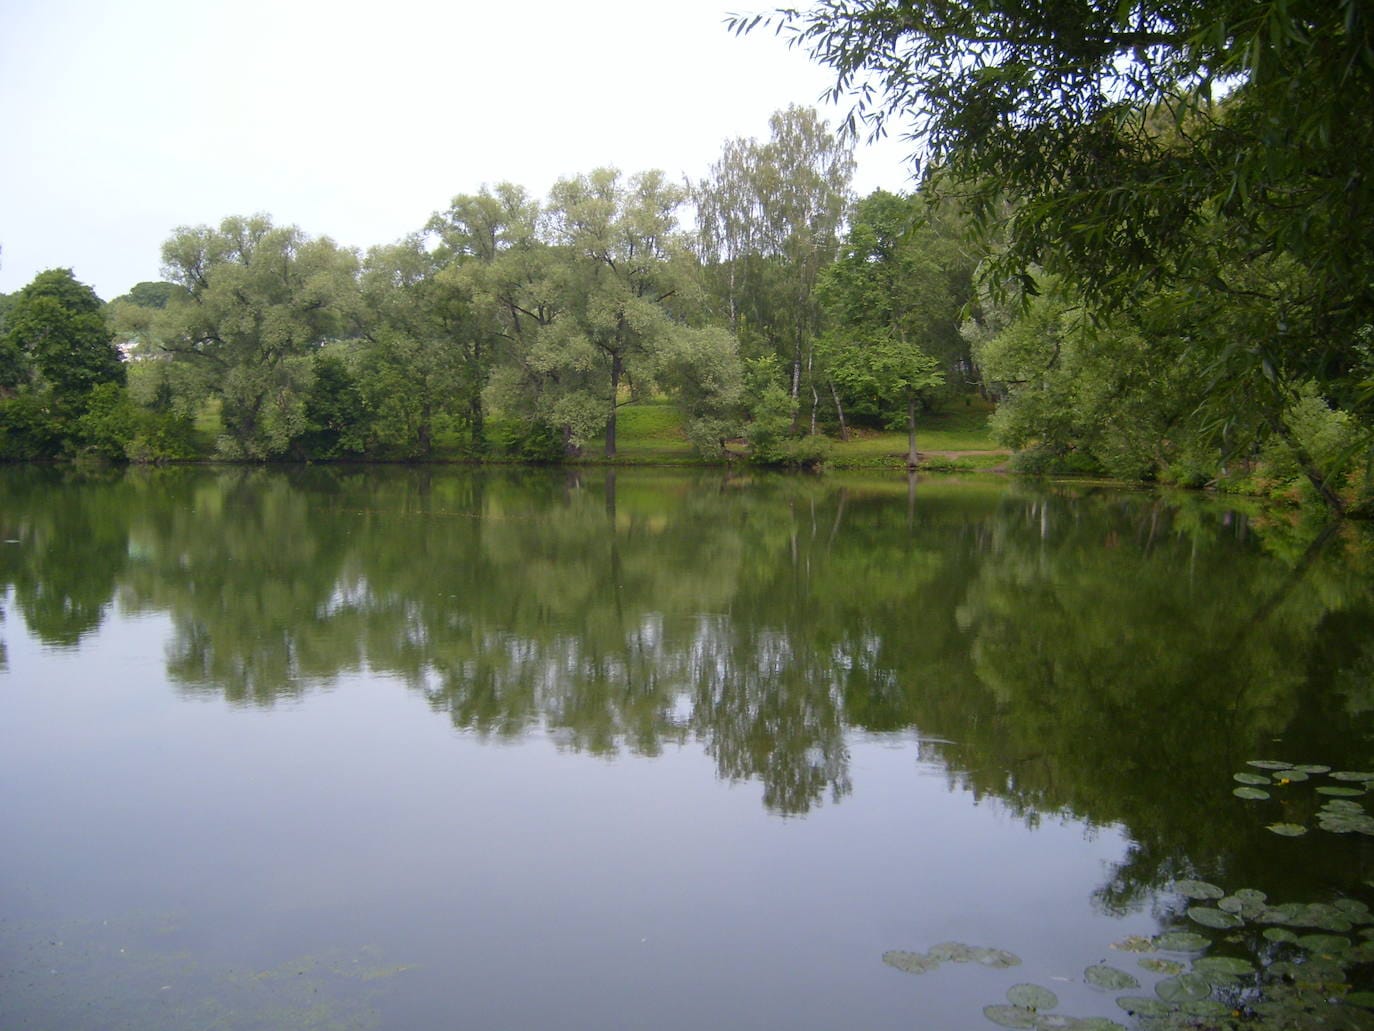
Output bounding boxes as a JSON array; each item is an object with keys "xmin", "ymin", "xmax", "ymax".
[{"xmin": 580, "ymin": 397, "xmax": 1007, "ymax": 471}]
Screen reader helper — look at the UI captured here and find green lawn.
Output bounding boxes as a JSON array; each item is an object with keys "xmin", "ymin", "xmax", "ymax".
[{"xmin": 587, "ymin": 396, "xmax": 1006, "ymax": 469}]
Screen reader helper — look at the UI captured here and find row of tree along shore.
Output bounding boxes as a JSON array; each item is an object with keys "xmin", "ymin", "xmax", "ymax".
[{"xmin": 1, "ymin": 101, "xmax": 1370, "ymax": 514}]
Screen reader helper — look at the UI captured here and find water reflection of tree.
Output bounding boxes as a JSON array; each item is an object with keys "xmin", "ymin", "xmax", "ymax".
[{"xmin": 3, "ymin": 467, "xmax": 1373, "ymax": 864}]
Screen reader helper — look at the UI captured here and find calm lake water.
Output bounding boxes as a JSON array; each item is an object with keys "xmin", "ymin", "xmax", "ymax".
[{"xmin": 2, "ymin": 465, "xmax": 1372, "ymax": 1030}]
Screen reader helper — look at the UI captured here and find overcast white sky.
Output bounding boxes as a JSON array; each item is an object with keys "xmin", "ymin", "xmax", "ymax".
[{"xmin": 0, "ymin": 0, "xmax": 916, "ymax": 301}]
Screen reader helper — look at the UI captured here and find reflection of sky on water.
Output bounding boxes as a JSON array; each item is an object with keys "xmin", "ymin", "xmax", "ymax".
[{"xmin": 1, "ymin": 604, "xmax": 1148, "ymax": 1030}]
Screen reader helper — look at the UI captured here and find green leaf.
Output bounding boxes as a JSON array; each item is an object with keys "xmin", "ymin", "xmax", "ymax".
[
  {"xmin": 1188, "ymin": 906, "xmax": 1243, "ymax": 929},
  {"xmin": 1246, "ymin": 760, "xmax": 1293, "ymax": 770},
  {"xmin": 1318, "ymin": 786, "xmax": 1368, "ymax": 797},
  {"xmin": 1233, "ymin": 772, "xmax": 1271, "ymax": 785},
  {"xmin": 882, "ymin": 950, "xmax": 940, "ymax": 974},
  {"xmin": 1267, "ymin": 822, "xmax": 1308, "ymax": 836},
  {"xmin": 1006, "ymin": 983, "xmax": 1058, "ymax": 1011},
  {"xmin": 1156, "ymin": 973, "xmax": 1212, "ymax": 1002},
  {"xmin": 1153, "ymin": 931, "xmax": 1210, "ymax": 952},
  {"xmin": 1139, "ymin": 957, "xmax": 1184, "ymax": 975},
  {"xmin": 1116, "ymin": 996, "xmax": 1174, "ymax": 1018},
  {"xmin": 1192, "ymin": 955, "xmax": 1255, "ymax": 978},
  {"xmin": 1232, "ymin": 786, "xmax": 1269, "ymax": 800},
  {"xmin": 1170, "ymin": 879, "xmax": 1224, "ymax": 900},
  {"xmin": 983, "ymin": 1004, "xmax": 1038, "ymax": 1028},
  {"xmin": 1084, "ymin": 964, "xmax": 1139, "ymax": 991},
  {"xmin": 1331, "ymin": 771, "xmax": 1374, "ymax": 782}
]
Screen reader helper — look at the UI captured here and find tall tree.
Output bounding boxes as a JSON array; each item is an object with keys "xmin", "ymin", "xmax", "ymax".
[
  {"xmin": 694, "ymin": 107, "xmax": 855, "ymax": 430},
  {"xmin": 818, "ymin": 189, "xmax": 972, "ymax": 461},
  {"xmin": 1, "ymin": 268, "xmax": 124, "ymax": 402},
  {"xmin": 155, "ymin": 216, "xmax": 360, "ymax": 458}
]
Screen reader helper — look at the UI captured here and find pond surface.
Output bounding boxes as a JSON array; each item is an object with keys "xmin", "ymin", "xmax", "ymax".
[{"xmin": 1, "ymin": 465, "xmax": 1373, "ymax": 1030}]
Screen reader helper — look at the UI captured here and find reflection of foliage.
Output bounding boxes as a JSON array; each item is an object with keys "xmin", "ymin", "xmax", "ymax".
[{"xmin": 1, "ymin": 468, "xmax": 1372, "ymax": 847}]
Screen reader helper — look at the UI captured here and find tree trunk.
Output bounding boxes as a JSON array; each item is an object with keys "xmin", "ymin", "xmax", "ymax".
[
  {"xmin": 830, "ymin": 381, "xmax": 848, "ymax": 441},
  {"xmin": 605, "ymin": 353, "xmax": 623, "ymax": 459},
  {"xmin": 906, "ymin": 393, "xmax": 919, "ymax": 469}
]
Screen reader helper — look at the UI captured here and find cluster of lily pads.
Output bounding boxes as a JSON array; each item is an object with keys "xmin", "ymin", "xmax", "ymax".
[
  {"xmin": 882, "ymin": 878, "xmax": 1374, "ymax": 1029},
  {"xmin": 1230, "ymin": 760, "xmax": 1374, "ymax": 836}
]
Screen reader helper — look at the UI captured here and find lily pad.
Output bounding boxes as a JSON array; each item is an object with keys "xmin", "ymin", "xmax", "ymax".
[
  {"xmin": 1188, "ymin": 906, "xmax": 1243, "ymax": 929},
  {"xmin": 1170, "ymin": 879, "xmax": 1224, "ymax": 900},
  {"xmin": 982, "ymin": 1004, "xmax": 1038, "ymax": 1028},
  {"xmin": 1219, "ymin": 894, "xmax": 1267, "ymax": 919},
  {"xmin": 1006, "ymin": 983, "xmax": 1058, "ymax": 1011},
  {"xmin": 1139, "ymin": 957, "xmax": 1184, "ymax": 975},
  {"xmin": 971, "ymin": 946, "xmax": 1022, "ymax": 969},
  {"xmin": 1232, "ymin": 786, "xmax": 1270, "ymax": 800},
  {"xmin": 1116, "ymin": 997, "xmax": 1174, "ymax": 1018},
  {"xmin": 1067, "ymin": 1021, "xmax": 1127, "ymax": 1031},
  {"xmin": 1324, "ymin": 799, "xmax": 1366, "ymax": 813},
  {"xmin": 1317, "ymin": 786, "xmax": 1367, "ymax": 797},
  {"xmin": 1263, "ymin": 927, "xmax": 1299, "ymax": 944},
  {"xmin": 1152, "ymin": 931, "xmax": 1210, "ymax": 952},
  {"xmin": 1233, "ymin": 772, "xmax": 1272, "ymax": 786},
  {"xmin": 1294, "ymin": 764, "xmax": 1331, "ymax": 774},
  {"xmin": 1296, "ymin": 933, "xmax": 1351, "ymax": 954},
  {"xmin": 883, "ymin": 950, "xmax": 940, "ymax": 974},
  {"xmin": 1273, "ymin": 769, "xmax": 1309, "ymax": 783},
  {"xmin": 1192, "ymin": 955, "xmax": 1255, "ymax": 978},
  {"xmin": 930, "ymin": 941, "xmax": 975, "ymax": 962},
  {"xmin": 1331, "ymin": 771, "xmax": 1374, "ymax": 782},
  {"xmin": 1156, "ymin": 972, "xmax": 1212, "ymax": 1003},
  {"xmin": 1110, "ymin": 935, "xmax": 1155, "ymax": 953},
  {"xmin": 1267, "ymin": 822, "xmax": 1308, "ymax": 836},
  {"xmin": 1247, "ymin": 760, "xmax": 1294, "ymax": 770},
  {"xmin": 1334, "ymin": 898, "xmax": 1372, "ymax": 920},
  {"xmin": 1084, "ymin": 964, "xmax": 1139, "ymax": 992}
]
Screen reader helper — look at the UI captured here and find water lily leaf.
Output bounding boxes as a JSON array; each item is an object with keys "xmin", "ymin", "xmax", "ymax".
[
  {"xmin": 1152, "ymin": 931, "xmax": 1210, "ymax": 952},
  {"xmin": 882, "ymin": 950, "xmax": 940, "ymax": 974},
  {"xmin": 1084, "ymin": 964, "xmax": 1139, "ymax": 991},
  {"xmin": 1032, "ymin": 1016, "xmax": 1081, "ymax": 1030},
  {"xmin": 1334, "ymin": 898, "xmax": 1372, "ymax": 920},
  {"xmin": 1110, "ymin": 935, "xmax": 1155, "ymax": 953},
  {"xmin": 1263, "ymin": 927, "xmax": 1299, "ymax": 943},
  {"xmin": 1233, "ymin": 772, "xmax": 1271, "ymax": 786},
  {"xmin": 1294, "ymin": 764, "xmax": 1331, "ymax": 774},
  {"xmin": 1323, "ymin": 799, "xmax": 1366, "ymax": 813},
  {"xmin": 1156, "ymin": 973, "xmax": 1212, "ymax": 1002},
  {"xmin": 1233, "ymin": 888, "xmax": 1267, "ymax": 905},
  {"xmin": 1218, "ymin": 894, "xmax": 1267, "ymax": 918},
  {"xmin": 930, "ymin": 941, "xmax": 975, "ymax": 962},
  {"xmin": 970, "ymin": 947, "xmax": 1022, "ymax": 969},
  {"xmin": 1188, "ymin": 906, "xmax": 1243, "ymax": 929},
  {"xmin": 1192, "ymin": 955, "xmax": 1255, "ymax": 978},
  {"xmin": 1247, "ymin": 760, "xmax": 1293, "ymax": 770},
  {"xmin": 1317, "ymin": 786, "xmax": 1367, "ymax": 797},
  {"xmin": 1273, "ymin": 769, "xmax": 1308, "ymax": 783},
  {"xmin": 1296, "ymin": 933, "xmax": 1351, "ymax": 954},
  {"xmin": 982, "ymin": 1005, "xmax": 1038, "ymax": 1028},
  {"xmin": 1267, "ymin": 823, "xmax": 1308, "ymax": 836},
  {"xmin": 1331, "ymin": 771, "xmax": 1374, "ymax": 782},
  {"xmin": 1116, "ymin": 996, "xmax": 1174, "ymax": 1018},
  {"xmin": 1066, "ymin": 1021, "xmax": 1127, "ymax": 1031},
  {"xmin": 1006, "ymin": 983, "xmax": 1058, "ymax": 1011},
  {"xmin": 1232, "ymin": 786, "xmax": 1270, "ymax": 800},
  {"xmin": 1171, "ymin": 879, "xmax": 1224, "ymax": 900}
]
